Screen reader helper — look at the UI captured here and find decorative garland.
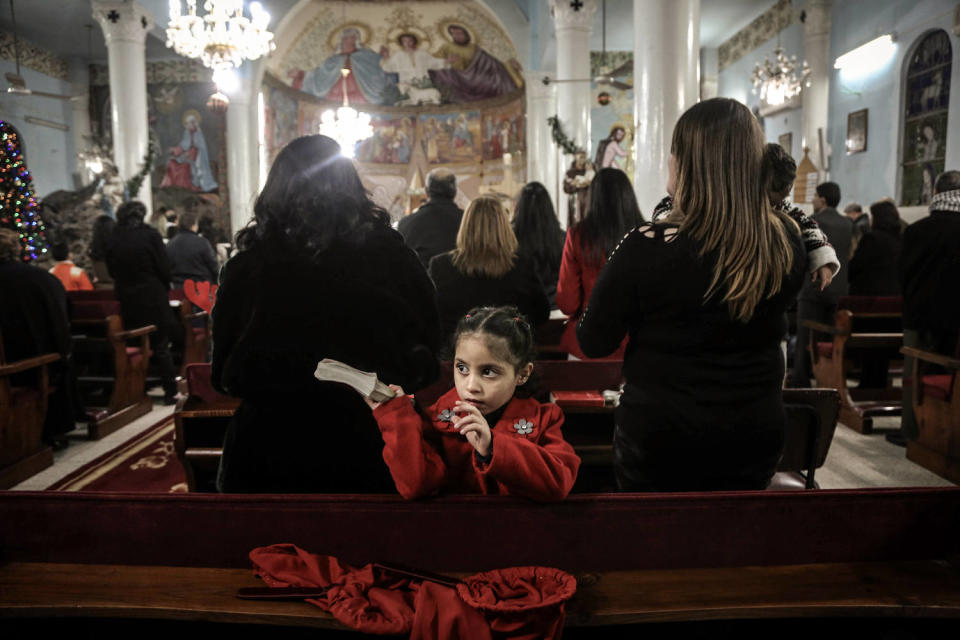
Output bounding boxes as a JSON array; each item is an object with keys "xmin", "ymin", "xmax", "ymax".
[
  {"xmin": 125, "ymin": 131, "xmax": 158, "ymax": 199},
  {"xmin": 547, "ymin": 116, "xmax": 585, "ymax": 155}
]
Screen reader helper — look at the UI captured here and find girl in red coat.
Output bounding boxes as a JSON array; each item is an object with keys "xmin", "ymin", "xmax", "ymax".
[{"xmin": 368, "ymin": 306, "xmax": 580, "ymax": 502}]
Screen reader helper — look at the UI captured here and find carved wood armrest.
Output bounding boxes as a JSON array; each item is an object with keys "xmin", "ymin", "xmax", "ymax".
[
  {"xmin": 800, "ymin": 320, "xmax": 847, "ymax": 335},
  {"xmin": 901, "ymin": 346, "xmax": 960, "ymax": 370},
  {"xmin": 112, "ymin": 324, "xmax": 157, "ymax": 341},
  {"xmin": 0, "ymin": 352, "xmax": 60, "ymax": 376}
]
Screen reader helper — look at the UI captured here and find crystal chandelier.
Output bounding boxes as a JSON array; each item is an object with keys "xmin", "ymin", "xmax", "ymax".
[
  {"xmin": 751, "ymin": 44, "xmax": 811, "ymax": 106},
  {"xmin": 166, "ymin": 1, "xmax": 275, "ymax": 70},
  {"xmin": 319, "ymin": 70, "xmax": 373, "ymax": 159}
]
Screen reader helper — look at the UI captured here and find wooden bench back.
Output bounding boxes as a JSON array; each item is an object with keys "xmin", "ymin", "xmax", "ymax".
[{"xmin": 2, "ymin": 489, "xmax": 958, "ymax": 572}]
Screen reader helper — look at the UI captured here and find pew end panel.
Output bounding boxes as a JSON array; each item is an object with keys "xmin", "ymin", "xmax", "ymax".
[
  {"xmin": 802, "ymin": 297, "xmax": 904, "ymax": 433},
  {"xmin": 71, "ymin": 301, "xmax": 156, "ymax": 439},
  {"xmin": 0, "ymin": 344, "xmax": 59, "ymax": 489},
  {"xmin": 902, "ymin": 344, "xmax": 960, "ymax": 484}
]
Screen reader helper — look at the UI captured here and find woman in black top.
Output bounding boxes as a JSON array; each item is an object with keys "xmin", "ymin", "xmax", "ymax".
[
  {"xmin": 105, "ymin": 201, "xmax": 178, "ymax": 403},
  {"xmin": 429, "ymin": 196, "xmax": 550, "ymax": 343},
  {"xmin": 512, "ymin": 181, "xmax": 565, "ymax": 307},
  {"xmin": 577, "ymin": 98, "xmax": 807, "ymax": 491},
  {"xmin": 212, "ymin": 135, "xmax": 441, "ymax": 493},
  {"xmin": 849, "ymin": 200, "xmax": 902, "ymax": 296}
]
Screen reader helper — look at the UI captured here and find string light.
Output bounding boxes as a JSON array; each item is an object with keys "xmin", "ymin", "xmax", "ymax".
[{"xmin": 0, "ymin": 120, "xmax": 47, "ymax": 261}]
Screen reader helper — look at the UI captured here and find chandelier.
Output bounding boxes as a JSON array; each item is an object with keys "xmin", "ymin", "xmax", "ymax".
[
  {"xmin": 319, "ymin": 69, "xmax": 373, "ymax": 159},
  {"xmin": 166, "ymin": 1, "xmax": 275, "ymax": 70},
  {"xmin": 751, "ymin": 45, "xmax": 811, "ymax": 106}
]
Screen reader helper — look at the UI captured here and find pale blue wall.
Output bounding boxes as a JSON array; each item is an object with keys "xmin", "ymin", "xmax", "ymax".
[
  {"xmin": 0, "ymin": 61, "xmax": 75, "ymax": 198},
  {"xmin": 827, "ymin": 0, "xmax": 960, "ymax": 210}
]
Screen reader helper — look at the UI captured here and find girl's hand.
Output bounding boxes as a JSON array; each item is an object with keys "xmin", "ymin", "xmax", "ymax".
[
  {"xmin": 453, "ymin": 401, "xmax": 492, "ymax": 457},
  {"xmin": 813, "ymin": 265, "xmax": 834, "ymax": 291},
  {"xmin": 365, "ymin": 384, "xmax": 406, "ymax": 410}
]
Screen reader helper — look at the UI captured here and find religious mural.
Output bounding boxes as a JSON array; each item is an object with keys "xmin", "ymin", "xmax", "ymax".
[
  {"xmin": 262, "ymin": 1, "xmax": 526, "ymax": 211},
  {"xmin": 90, "ymin": 62, "xmax": 230, "ymax": 235},
  {"xmin": 901, "ymin": 30, "xmax": 951, "ymax": 206},
  {"xmin": 276, "ymin": 2, "xmax": 523, "ymax": 107}
]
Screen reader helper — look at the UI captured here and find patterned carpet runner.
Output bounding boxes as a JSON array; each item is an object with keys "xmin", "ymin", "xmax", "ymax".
[{"xmin": 46, "ymin": 416, "xmax": 188, "ymax": 492}]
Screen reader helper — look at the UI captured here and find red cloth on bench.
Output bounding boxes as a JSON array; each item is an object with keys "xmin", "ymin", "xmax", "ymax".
[
  {"xmin": 923, "ymin": 374, "xmax": 953, "ymax": 401},
  {"xmin": 249, "ymin": 543, "xmax": 573, "ymax": 639}
]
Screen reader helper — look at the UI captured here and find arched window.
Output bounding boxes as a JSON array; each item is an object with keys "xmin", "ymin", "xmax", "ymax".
[{"xmin": 901, "ymin": 30, "xmax": 951, "ymax": 206}]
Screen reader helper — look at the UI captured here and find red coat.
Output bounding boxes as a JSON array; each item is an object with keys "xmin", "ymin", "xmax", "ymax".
[
  {"xmin": 373, "ymin": 388, "xmax": 580, "ymax": 502},
  {"xmin": 556, "ymin": 226, "xmax": 626, "ymax": 360}
]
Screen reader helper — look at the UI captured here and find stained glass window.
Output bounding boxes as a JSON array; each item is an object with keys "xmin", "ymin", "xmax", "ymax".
[{"xmin": 901, "ymin": 30, "xmax": 951, "ymax": 206}]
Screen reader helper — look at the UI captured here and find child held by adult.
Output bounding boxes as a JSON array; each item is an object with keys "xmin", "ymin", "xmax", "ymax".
[{"xmin": 367, "ymin": 306, "xmax": 580, "ymax": 502}]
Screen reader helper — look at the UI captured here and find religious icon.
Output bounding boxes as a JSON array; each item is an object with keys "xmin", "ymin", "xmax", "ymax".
[
  {"xmin": 159, "ymin": 109, "xmax": 218, "ymax": 193},
  {"xmin": 594, "ymin": 125, "xmax": 627, "ymax": 170}
]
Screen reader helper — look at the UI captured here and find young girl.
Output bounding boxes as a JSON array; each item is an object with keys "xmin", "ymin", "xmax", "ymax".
[{"xmin": 368, "ymin": 306, "xmax": 580, "ymax": 502}]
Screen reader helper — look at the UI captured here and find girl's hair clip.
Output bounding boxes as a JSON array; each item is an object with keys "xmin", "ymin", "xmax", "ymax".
[
  {"xmin": 513, "ymin": 316, "xmax": 519, "ymax": 322},
  {"xmin": 465, "ymin": 314, "xmax": 472, "ymax": 319}
]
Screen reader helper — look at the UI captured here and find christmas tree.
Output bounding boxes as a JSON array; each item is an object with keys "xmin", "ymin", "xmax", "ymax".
[{"xmin": 0, "ymin": 120, "xmax": 47, "ymax": 261}]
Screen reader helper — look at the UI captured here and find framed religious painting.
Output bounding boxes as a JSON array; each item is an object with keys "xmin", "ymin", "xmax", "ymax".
[{"xmin": 846, "ymin": 109, "xmax": 868, "ymax": 154}]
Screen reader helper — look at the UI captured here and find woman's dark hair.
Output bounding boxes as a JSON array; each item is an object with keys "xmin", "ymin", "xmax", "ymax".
[
  {"xmin": 869, "ymin": 200, "xmax": 902, "ymax": 237},
  {"xmin": 89, "ymin": 215, "xmax": 116, "ymax": 260},
  {"xmin": 116, "ymin": 201, "xmax": 147, "ymax": 227},
  {"xmin": 454, "ymin": 305, "xmax": 537, "ymax": 396},
  {"xmin": 235, "ymin": 134, "xmax": 388, "ymax": 254},
  {"xmin": 579, "ymin": 168, "xmax": 644, "ymax": 265},
  {"xmin": 763, "ymin": 143, "xmax": 796, "ymax": 198},
  {"xmin": 513, "ymin": 181, "xmax": 564, "ymax": 273}
]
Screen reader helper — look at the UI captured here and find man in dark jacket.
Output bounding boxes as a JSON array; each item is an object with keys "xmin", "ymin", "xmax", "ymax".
[
  {"xmin": 892, "ymin": 170, "xmax": 960, "ymax": 445},
  {"xmin": 790, "ymin": 181, "xmax": 854, "ymax": 387},
  {"xmin": 166, "ymin": 209, "xmax": 219, "ymax": 287},
  {"xmin": 106, "ymin": 201, "xmax": 179, "ymax": 404},
  {"xmin": 0, "ymin": 229, "xmax": 80, "ymax": 446},
  {"xmin": 398, "ymin": 168, "xmax": 463, "ymax": 267}
]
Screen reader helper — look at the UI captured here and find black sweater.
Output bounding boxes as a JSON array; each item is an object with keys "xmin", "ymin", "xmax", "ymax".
[
  {"xmin": 900, "ymin": 210, "xmax": 960, "ymax": 333},
  {"xmin": 428, "ymin": 251, "xmax": 550, "ymax": 343}
]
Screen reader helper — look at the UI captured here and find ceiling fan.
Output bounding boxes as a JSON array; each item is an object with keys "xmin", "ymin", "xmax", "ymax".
[
  {"xmin": 4, "ymin": 0, "xmax": 75, "ymax": 101},
  {"xmin": 542, "ymin": 0, "xmax": 633, "ymax": 92}
]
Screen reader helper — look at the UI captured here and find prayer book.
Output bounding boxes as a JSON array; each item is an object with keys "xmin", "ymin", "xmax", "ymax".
[{"xmin": 313, "ymin": 358, "xmax": 397, "ymax": 402}]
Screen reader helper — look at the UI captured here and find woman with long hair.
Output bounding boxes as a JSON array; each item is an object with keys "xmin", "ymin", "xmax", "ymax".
[
  {"xmin": 212, "ymin": 134, "xmax": 441, "ymax": 493},
  {"xmin": 429, "ymin": 195, "xmax": 549, "ymax": 342},
  {"xmin": 512, "ymin": 182, "xmax": 565, "ymax": 307},
  {"xmin": 556, "ymin": 168, "xmax": 643, "ymax": 359},
  {"xmin": 577, "ymin": 98, "xmax": 806, "ymax": 491},
  {"xmin": 849, "ymin": 200, "xmax": 902, "ymax": 296}
]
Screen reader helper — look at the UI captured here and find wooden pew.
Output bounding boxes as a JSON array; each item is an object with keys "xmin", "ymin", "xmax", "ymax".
[
  {"xmin": 169, "ymin": 289, "xmax": 211, "ymax": 374},
  {"xmin": 1, "ymin": 489, "xmax": 959, "ymax": 633},
  {"xmin": 71, "ymin": 300, "xmax": 155, "ymax": 439},
  {"xmin": 534, "ymin": 316, "xmax": 568, "ymax": 359},
  {"xmin": 0, "ymin": 332, "xmax": 59, "ymax": 489},
  {"xmin": 802, "ymin": 296, "xmax": 903, "ymax": 433},
  {"xmin": 902, "ymin": 341, "xmax": 960, "ymax": 484},
  {"xmin": 174, "ymin": 363, "xmax": 240, "ymax": 491}
]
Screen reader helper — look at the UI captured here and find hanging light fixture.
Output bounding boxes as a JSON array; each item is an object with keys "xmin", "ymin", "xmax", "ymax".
[
  {"xmin": 750, "ymin": 13, "xmax": 810, "ymax": 107},
  {"xmin": 319, "ymin": 69, "xmax": 373, "ymax": 159},
  {"xmin": 165, "ymin": 0, "xmax": 275, "ymax": 70}
]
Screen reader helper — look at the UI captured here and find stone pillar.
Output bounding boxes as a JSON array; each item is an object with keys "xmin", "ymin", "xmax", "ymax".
[
  {"xmin": 550, "ymin": 0, "xmax": 597, "ymax": 228},
  {"xmin": 700, "ymin": 47, "xmax": 719, "ymax": 100},
  {"xmin": 801, "ymin": 0, "xmax": 832, "ymax": 178},
  {"xmin": 93, "ymin": 1, "xmax": 154, "ymax": 212},
  {"xmin": 67, "ymin": 59, "xmax": 93, "ymax": 186},
  {"xmin": 225, "ymin": 63, "xmax": 261, "ymax": 239},
  {"xmin": 632, "ymin": 0, "xmax": 700, "ymax": 211},
  {"xmin": 524, "ymin": 69, "xmax": 559, "ymax": 220}
]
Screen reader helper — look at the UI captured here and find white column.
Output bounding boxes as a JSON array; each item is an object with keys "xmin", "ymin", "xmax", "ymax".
[
  {"xmin": 700, "ymin": 47, "xmax": 719, "ymax": 100},
  {"xmin": 632, "ymin": 0, "xmax": 700, "ymax": 212},
  {"xmin": 224, "ymin": 62, "xmax": 261, "ymax": 238},
  {"xmin": 801, "ymin": 0, "xmax": 832, "ymax": 177},
  {"xmin": 550, "ymin": 0, "xmax": 596, "ymax": 224},
  {"xmin": 93, "ymin": 1, "xmax": 153, "ymax": 214},
  {"xmin": 67, "ymin": 59, "xmax": 92, "ymax": 185},
  {"xmin": 524, "ymin": 69, "xmax": 559, "ymax": 219}
]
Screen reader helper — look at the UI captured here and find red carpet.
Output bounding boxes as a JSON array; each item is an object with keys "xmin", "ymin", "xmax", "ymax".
[{"xmin": 46, "ymin": 415, "xmax": 188, "ymax": 492}]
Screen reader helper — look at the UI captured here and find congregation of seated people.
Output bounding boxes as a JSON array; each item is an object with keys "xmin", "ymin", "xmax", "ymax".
[{"xmin": 4, "ymin": 97, "xmax": 959, "ymax": 497}]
